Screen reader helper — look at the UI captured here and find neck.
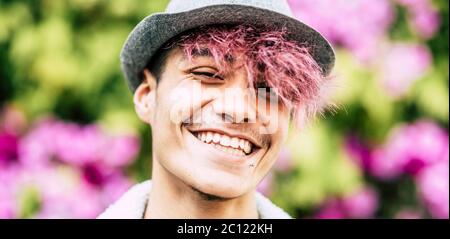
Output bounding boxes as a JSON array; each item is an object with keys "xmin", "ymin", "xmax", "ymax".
[{"xmin": 144, "ymin": 158, "xmax": 259, "ymax": 219}]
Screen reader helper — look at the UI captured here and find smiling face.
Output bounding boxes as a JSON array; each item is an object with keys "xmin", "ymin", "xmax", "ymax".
[
  {"xmin": 136, "ymin": 48, "xmax": 290, "ymax": 199},
  {"xmin": 134, "ymin": 25, "xmax": 327, "ymax": 199}
]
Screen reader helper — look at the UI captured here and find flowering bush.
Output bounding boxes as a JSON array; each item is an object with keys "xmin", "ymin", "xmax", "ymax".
[
  {"xmin": 289, "ymin": 0, "xmax": 395, "ymax": 62},
  {"xmin": 345, "ymin": 120, "xmax": 448, "ymax": 218},
  {"xmin": 0, "ymin": 112, "xmax": 139, "ymax": 218}
]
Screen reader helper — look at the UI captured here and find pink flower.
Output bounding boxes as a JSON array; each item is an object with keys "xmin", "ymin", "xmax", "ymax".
[
  {"xmin": 411, "ymin": 7, "xmax": 440, "ymax": 39},
  {"xmin": 315, "ymin": 186, "xmax": 379, "ymax": 219},
  {"xmin": 370, "ymin": 120, "xmax": 448, "ymax": 180},
  {"xmin": 19, "ymin": 120, "xmax": 61, "ymax": 169},
  {"xmin": 315, "ymin": 199, "xmax": 346, "ymax": 219},
  {"xmin": 288, "ymin": 0, "xmax": 394, "ymax": 62},
  {"xmin": 344, "ymin": 135, "xmax": 372, "ymax": 172},
  {"xmin": 340, "ymin": 186, "xmax": 379, "ymax": 218},
  {"xmin": 103, "ymin": 136, "xmax": 140, "ymax": 168},
  {"xmin": 0, "ymin": 196, "xmax": 15, "ymax": 219},
  {"xmin": 100, "ymin": 172, "xmax": 133, "ymax": 203},
  {"xmin": 379, "ymin": 43, "xmax": 432, "ymax": 98},
  {"xmin": 0, "ymin": 169, "xmax": 19, "ymax": 219},
  {"xmin": 0, "ymin": 166, "xmax": 26, "ymax": 218},
  {"xmin": 396, "ymin": 0, "xmax": 440, "ymax": 39},
  {"xmin": 50, "ymin": 122, "xmax": 139, "ymax": 169},
  {"xmin": 0, "ymin": 132, "xmax": 19, "ymax": 168},
  {"xmin": 416, "ymin": 160, "xmax": 449, "ymax": 219},
  {"xmin": 25, "ymin": 166, "xmax": 132, "ymax": 219},
  {"xmin": 12, "ymin": 118, "xmax": 140, "ymax": 218},
  {"xmin": 36, "ymin": 181, "xmax": 103, "ymax": 219},
  {"xmin": 64, "ymin": 180, "xmax": 109, "ymax": 218},
  {"xmin": 82, "ymin": 163, "xmax": 110, "ymax": 186},
  {"xmin": 19, "ymin": 119, "xmax": 140, "ymax": 172},
  {"xmin": 370, "ymin": 148, "xmax": 405, "ymax": 180},
  {"xmin": 53, "ymin": 123, "xmax": 108, "ymax": 166}
]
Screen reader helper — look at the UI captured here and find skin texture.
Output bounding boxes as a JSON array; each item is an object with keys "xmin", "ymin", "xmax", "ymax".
[{"xmin": 134, "ymin": 48, "xmax": 291, "ymax": 218}]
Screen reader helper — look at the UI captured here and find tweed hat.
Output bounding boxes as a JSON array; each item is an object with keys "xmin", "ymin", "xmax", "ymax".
[{"xmin": 120, "ymin": 0, "xmax": 335, "ymax": 92}]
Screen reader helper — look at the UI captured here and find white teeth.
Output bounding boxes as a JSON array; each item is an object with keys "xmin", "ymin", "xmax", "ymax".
[
  {"xmin": 193, "ymin": 131, "xmax": 254, "ymax": 156},
  {"xmin": 219, "ymin": 135, "xmax": 230, "ymax": 147},
  {"xmin": 213, "ymin": 133, "xmax": 221, "ymax": 143},
  {"xmin": 239, "ymin": 139, "xmax": 246, "ymax": 150},
  {"xmin": 201, "ymin": 133, "xmax": 206, "ymax": 142},
  {"xmin": 206, "ymin": 132, "xmax": 213, "ymax": 143},
  {"xmin": 244, "ymin": 141, "xmax": 251, "ymax": 154},
  {"xmin": 230, "ymin": 137, "xmax": 239, "ymax": 148}
]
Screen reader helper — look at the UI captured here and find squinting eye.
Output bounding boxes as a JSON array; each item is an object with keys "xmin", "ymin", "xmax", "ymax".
[{"xmin": 191, "ymin": 71, "xmax": 224, "ymax": 80}]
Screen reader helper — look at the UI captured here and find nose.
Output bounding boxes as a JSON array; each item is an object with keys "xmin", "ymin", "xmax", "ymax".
[{"xmin": 212, "ymin": 88, "xmax": 256, "ymax": 124}]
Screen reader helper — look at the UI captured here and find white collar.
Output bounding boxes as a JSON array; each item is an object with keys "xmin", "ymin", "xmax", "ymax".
[{"xmin": 98, "ymin": 180, "xmax": 292, "ymax": 219}]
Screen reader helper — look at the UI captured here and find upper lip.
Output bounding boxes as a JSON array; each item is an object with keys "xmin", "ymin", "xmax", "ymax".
[{"xmin": 186, "ymin": 127, "xmax": 262, "ymax": 148}]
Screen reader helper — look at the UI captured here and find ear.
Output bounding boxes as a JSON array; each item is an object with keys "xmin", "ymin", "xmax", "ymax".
[{"xmin": 134, "ymin": 69, "xmax": 157, "ymax": 125}]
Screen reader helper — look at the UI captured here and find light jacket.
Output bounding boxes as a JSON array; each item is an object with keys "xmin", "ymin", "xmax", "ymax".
[{"xmin": 98, "ymin": 180, "xmax": 292, "ymax": 219}]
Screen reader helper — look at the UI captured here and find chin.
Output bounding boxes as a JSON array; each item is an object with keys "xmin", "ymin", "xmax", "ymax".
[{"xmin": 189, "ymin": 171, "xmax": 255, "ymax": 199}]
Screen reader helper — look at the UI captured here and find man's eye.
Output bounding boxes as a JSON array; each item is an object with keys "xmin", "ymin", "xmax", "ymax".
[{"xmin": 191, "ymin": 71, "xmax": 224, "ymax": 80}]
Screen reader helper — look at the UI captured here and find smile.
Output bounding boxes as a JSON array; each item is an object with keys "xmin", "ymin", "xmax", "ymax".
[
  {"xmin": 192, "ymin": 131, "xmax": 253, "ymax": 156},
  {"xmin": 183, "ymin": 123, "xmax": 263, "ymax": 160}
]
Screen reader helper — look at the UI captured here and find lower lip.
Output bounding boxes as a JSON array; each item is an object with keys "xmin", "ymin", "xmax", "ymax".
[{"xmin": 183, "ymin": 127, "xmax": 258, "ymax": 164}]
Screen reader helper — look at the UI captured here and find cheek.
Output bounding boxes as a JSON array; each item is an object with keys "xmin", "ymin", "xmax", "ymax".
[
  {"xmin": 256, "ymin": 112, "xmax": 289, "ymax": 172},
  {"xmin": 161, "ymin": 78, "xmax": 207, "ymax": 124},
  {"xmin": 152, "ymin": 78, "xmax": 209, "ymax": 156},
  {"xmin": 150, "ymin": 78, "xmax": 194, "ymax": 154}
]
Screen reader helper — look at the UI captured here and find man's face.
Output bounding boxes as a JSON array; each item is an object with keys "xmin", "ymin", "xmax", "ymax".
[{"xmin": 137, "ymin": 48, "xmax": 291, "ymax": 199}]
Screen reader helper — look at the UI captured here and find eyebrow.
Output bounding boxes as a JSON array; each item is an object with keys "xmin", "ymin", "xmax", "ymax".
[{"xmin": 183, "ymin": 47, "xmax": 235, "ymax": 64}]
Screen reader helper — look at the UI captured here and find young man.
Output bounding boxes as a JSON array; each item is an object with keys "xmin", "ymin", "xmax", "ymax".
[{"xmin": 99, "ymin": 0, "xmax": 335, "ymax": 219}]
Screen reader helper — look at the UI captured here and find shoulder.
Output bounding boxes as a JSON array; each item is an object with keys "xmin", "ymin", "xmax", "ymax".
[
  {"xmin": 255, "ymin": 192, "xmax": 293, "ymax": 219},
  {"xmin": 97, "ymin": 180, "xmax": 152, "ymax": 219}
]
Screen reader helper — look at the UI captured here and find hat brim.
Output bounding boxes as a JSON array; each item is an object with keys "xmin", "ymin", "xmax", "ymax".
[{"xmin": 121, "ymin": 4, "xmax": 335, "ymax": 92}]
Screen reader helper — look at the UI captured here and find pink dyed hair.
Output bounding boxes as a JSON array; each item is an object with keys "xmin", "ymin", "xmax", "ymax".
[{"xmin": 168, "ymin": 24, "xmax": 335, "ymax": 127}]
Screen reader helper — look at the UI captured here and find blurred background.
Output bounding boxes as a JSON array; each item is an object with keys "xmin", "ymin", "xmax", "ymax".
[{"xmin": 0, "ymin": 0, "xmax": 448, "ymax": 219}]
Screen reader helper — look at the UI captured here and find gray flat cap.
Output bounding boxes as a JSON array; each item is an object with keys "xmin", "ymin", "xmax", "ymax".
[{"xmin": 121, "ymin": 0, "xmax": 335, "ymax": 92}]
